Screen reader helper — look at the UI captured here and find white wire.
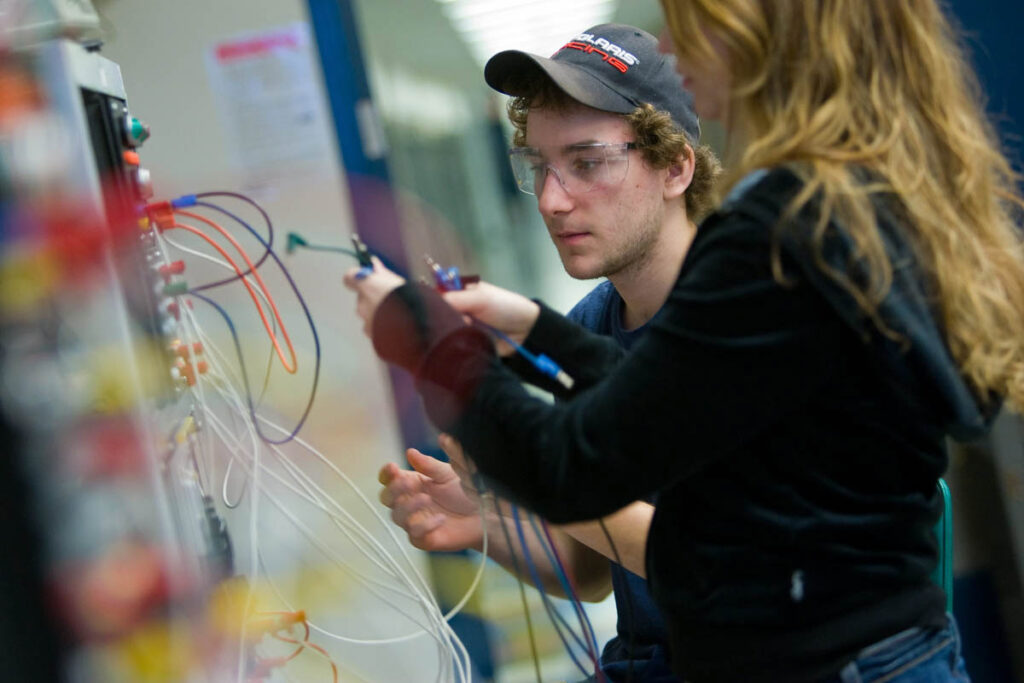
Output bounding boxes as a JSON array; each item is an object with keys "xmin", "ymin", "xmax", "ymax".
[
  {"xmin": 256, "ymin": 416, "xmax": 441, "ymax": 601},
  {"xmin": 205, "ymin": 377, "xmax": 471, "ymax": 679},
  {"xmin": 251, "ymin": 416, "xmax": 475, "ymax": 679},
  {"xmin": 202, "ymin": 403, "xmax": 419, "ymax": 599},
  {"xmin": 151, "ymin": 226, "xmax": 262, "ymax": 683},
  {"xmin": 151, "ymin": 227, "xmax": 220, "ymax": 488},
  {"xmin": 154, "ymin": 221, "xmax": 475, "ymax": 681},
  {"xmin": 255, "ymin": 415, "xmax": 490, "ymax": 624},
  {"xmin": 162, "ymin": 227, "xmax": 280, "ymax": 508},
  {"xmin": 151, "ymin": 225, "xmax": 265, "ymax": 681},
  {"xmin": 203, "ymin": 392, "xmax": 470, "ymax": 681},
  {"xmin": 204, "ymin": 382, "xmax": 454, "ymax": 632},
  {"xmin": 204, "ymin": 414, "xmax": 429, "ymax": 611},
  {"xmin": 240, "ymin": 404, "xmax": 262, "ymax": 683},
  {"xmin": 197, "ymin": 368, "xmax": 454, "ymax": 651}
]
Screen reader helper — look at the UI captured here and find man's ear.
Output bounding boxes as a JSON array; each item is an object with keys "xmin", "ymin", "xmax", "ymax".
[{"xmin": 664, "ymin": 144, "xmax": 696, "ymax": 200}]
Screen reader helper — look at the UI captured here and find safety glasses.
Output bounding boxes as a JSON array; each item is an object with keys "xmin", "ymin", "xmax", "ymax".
[{"xmin": 507, "ymin": 142, "xmax": 637, "ymax": 196}]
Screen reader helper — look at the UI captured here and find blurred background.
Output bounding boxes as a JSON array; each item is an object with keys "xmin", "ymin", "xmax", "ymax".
[{"xmin": 0, "ymin": 0, "xmax": 1022, "ymax": 681}]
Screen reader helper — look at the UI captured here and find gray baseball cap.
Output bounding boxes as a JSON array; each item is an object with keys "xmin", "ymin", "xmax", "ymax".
[{"xmin": 484, "ymin": 23, "xmax": 700, "ymax": 142}]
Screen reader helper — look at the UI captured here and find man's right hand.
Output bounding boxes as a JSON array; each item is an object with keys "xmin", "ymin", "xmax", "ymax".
[
  {"xmin": 378, "ymin": 446, "xmax": 484, "ymax": 552},
  {"xmin": 442, "ymin": 281, "xmax": 540, "ymax": 356}
]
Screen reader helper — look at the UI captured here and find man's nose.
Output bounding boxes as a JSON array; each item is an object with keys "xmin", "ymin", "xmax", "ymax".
[{"xmin": 536, "ymin": 166, "xmax": 573, "ymax": 215}]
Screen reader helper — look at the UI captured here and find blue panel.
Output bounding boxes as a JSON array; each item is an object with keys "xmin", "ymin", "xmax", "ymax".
[
  {"xmin": 305, "ymin": 0, "xmax": 384, "ymax": 180},
  {"xmin": 304, "ymin": 2, "xmax": 497, "ymax": 678}
]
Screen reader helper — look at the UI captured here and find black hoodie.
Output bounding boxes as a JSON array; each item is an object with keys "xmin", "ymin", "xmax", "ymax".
[{"xmin": 370, "ymin": 166, "xmax": 994, "ymax": 682}]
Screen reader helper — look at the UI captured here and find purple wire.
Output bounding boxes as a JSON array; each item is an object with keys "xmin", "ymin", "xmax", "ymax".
[
  {"xmin": 521, "ymin": 512, "xmax": 594, "ymax": 654},
  {"xmin": 184, "ymin": 199, "xmax": 320, "ymax": 445},
  {"xmin": 510, "ymin": 503, "xmax": 591, "ymax": 677},
  {"xmin": 189, "ymin": 192, "xmax": 273, "ymax": 291},
  {"xmin": 539, "ymin": 517, "xmax": 604, "ymax": 677}
]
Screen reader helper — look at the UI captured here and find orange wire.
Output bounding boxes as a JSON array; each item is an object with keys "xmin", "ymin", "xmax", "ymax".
[
  {"xmin": 267, "ymin": 615, "xmax": 338, "ymax": 683},
  {"xmin": 171, "ymin": 220, "xmax": 297, "ymax": 373},
  {"xmin": 173, "ymin": 210, "xmax": 297, "ymax": 373},
  {"xmin": 260, "ymin": 611, "xmax": 309, "ymax": 664},
  {"xmin": 303, "ymin": 640, "xmax": 339, "ymax": 683}
]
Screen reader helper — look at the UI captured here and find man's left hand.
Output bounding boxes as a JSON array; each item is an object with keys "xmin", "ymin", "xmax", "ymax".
[{"xmin": 342, "ymin": 256, "xmax": 406, "ymax": 337}]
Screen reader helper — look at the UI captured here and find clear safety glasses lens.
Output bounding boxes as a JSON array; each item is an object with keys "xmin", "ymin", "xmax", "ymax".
[{"xmin": 507, "ymin": 142, "xmax": 636, "ymax": 196}]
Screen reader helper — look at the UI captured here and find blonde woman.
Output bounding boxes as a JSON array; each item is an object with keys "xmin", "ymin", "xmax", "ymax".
[{"xmin": 345, "ymin": 1, "xmax": 1024, "ymax": 680}]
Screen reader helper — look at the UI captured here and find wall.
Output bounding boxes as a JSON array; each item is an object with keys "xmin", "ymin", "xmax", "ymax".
[{"xmin": 92, "ymin": 0, "xmax": 443, "ymax": 679}]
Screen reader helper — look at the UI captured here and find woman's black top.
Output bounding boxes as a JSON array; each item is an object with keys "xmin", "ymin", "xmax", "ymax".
[{"xmin": 369, "ymin": 167, "xmax": 994, "ymax": 681}]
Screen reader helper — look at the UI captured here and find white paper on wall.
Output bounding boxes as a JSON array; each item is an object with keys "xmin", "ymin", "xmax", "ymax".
[{"xmin": 206, "ymin": 22, "xmax": 335, "ymax": 192}]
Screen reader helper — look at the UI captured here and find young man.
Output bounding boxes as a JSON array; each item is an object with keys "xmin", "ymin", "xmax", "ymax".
[{"xmin": 378, "ymin": 24, "xmax": 719, "ymax": 682}]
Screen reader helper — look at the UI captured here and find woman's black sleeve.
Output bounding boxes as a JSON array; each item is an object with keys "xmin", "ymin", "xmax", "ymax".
[
  {"xmin": 501, "ymin": 302, "xmax": 627, "ymax": 398},
  {"xmin": 373, "ymin": 215, "xmax": 843, "ymax": 523}
]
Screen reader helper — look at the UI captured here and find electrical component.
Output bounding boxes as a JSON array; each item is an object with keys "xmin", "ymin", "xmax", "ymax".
[
  {"xmin": 162, "ymin": 281, "xmax": 189, "ymax": 297},
  {"xmin": 174, "ymin": 415, "xmax": 197, "ymax": 444},
  {"xmin": 135, "ymin": 166, "xmax": 153, "ymax": 198},
  {"xmin": 146, "ymin": 201, "xmax": 176, "ymax": 230},
  {"xmin": 200, "ymin": 495, "xmax": 233, "ymax": 582},
  {"xmin": 158, "ymin": 260, "xmax": 186, "ymax": 281},
  {"xmin": 7, "ymin": 26, "xmax": 482, "ymax": 683},
  {"xmin": 121, "ymin": 113, "xmax": 150, "ymax": 148},
  {"xmin": 247, "ymin": 610, "xmax": 306, "ymax": 639},
  {"xmin": 425, "ymin": 255, "xmax": 466, "ymax": 292},
  {"xmin": 0, "ymin": 33, "xmax": 248, "ymax": 683},
  {"xmin": 284, "ymin": 231, "xmax": 359, "ymax": 257},
  {"xmin": 351, "ymin": 234, "xmax": 373, "ymax": 268},
  {"xmin": 172, "ymin": 341, "xmax": 204, "ymax": 359},
  {"xmin": 165, "ymin": 299, "xmax": 193, "ymax": 321}
]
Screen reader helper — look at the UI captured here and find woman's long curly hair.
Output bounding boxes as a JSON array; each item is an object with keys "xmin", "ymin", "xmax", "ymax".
[{"xmin": 661, "ymin": 0, "xmax": 1024, "ymax": 410}]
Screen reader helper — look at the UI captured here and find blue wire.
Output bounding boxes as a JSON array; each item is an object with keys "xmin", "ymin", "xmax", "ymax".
[
  {"xmin": 522, "ymin": 511, "xmax": 594, "ymax": 654},
  {"xmin": 529, "ymin": 518, "xmax": 604, "ymax": 680},
  {"xmin": 433, "ymin": 263, "xmax": 572, "ymax": 388},
  {"xmin": 510, "ymin": 504, "xmax": 592, "ymax": 677},
  {"xmin": 492, "ymin": 497, "xmax": 546, "ymax": 682},
  {"xmin": 179, "ymin": 198, "xmax": 321, "ymax": 445},
  {"xmin": 511, "ymin": 508, "xmax": 590, "ymax": 677},
  {"xmin": 532, "ymin": 515, "xmax": 603, "ymax": 668},
  {"xmin": 190, "ymin": 290, "xmax": 313, "ymax": 446},
  {"xmin": 471, "ymin": 319, "xmax": 570, "ymax": 388}
]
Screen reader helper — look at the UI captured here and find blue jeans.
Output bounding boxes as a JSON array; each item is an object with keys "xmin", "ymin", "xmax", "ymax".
[{"xmin": 826, "ymin": 615, "xmax": 970, "ymax": 683}]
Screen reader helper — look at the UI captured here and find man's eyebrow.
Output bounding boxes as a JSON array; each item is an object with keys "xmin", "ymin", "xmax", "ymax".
[
  {"xmin": 518, "ymin": 141, "xmax": 610, "ymax": 154},
  {"xmin": 562, "ymin": 140, "xmax": 603, "ymax": 151}
]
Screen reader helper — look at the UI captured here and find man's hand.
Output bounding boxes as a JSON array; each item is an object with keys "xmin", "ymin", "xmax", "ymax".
[
  {"xmin": 442, "ymin": 282, "xmax": 540, "ymax": 356},
  {"xmin": 378, "ymin": 441, "xmax": 484, "ymax": 553},
  {"xmin": 341, "ymin": 256, "xmax": 406, "ymax": 337}
]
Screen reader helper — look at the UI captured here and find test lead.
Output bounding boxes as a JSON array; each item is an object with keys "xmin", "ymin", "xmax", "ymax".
[
  {"xmin": 425, "ymin": 254, "xmax": 574, "ymax": 391},
  {"xmin": 350, "ymin": 235, "xmax": 374, "ymax": 280},
  {"xmin": 351, "ymin": 234, "xmax": 373, "ymax": 268},
  {"xmin": 284, "ymin": 231, "xmax": 360, "ymax": 258}
]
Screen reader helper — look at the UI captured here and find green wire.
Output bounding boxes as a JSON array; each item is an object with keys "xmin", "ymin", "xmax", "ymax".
[{"xmin": 285, "ymin": 231, "xmax": 359, "ymax": 258}]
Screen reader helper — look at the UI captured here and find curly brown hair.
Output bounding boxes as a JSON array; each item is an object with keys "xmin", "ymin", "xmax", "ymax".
[{"xmin": 506, "ymin": 80, "xmax": 721, "ymax": 222}]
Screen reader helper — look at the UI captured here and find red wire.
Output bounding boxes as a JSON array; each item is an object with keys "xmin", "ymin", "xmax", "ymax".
[{"xmin": 171, "ymin": 220, "xmax": 298, "ymax": 374}]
